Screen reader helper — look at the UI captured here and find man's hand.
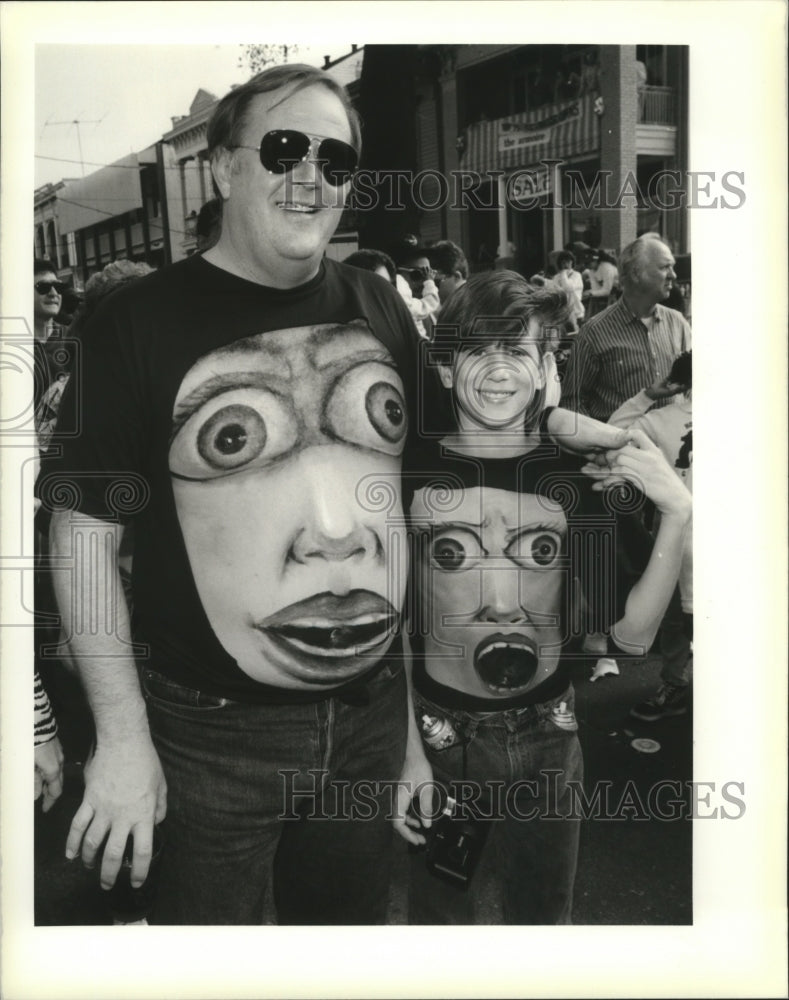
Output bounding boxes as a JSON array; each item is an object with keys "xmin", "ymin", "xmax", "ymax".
[
  {"xmin": 35, "ymin": 735, "xmax": 65, "ymax": 813},
  {"xmin": 66, "ymin": 734, "xmax": 167, "ymax": 890},
  {"xmin": 581, "ymin": 428, "xmax": 692, "ymax": 519},
  {"xmin": 644, "ymin": 374, "xmax": 686, "ymax": 401},
  {"xmin": 393, "ymin": 751, "xmax": 435, "ymax": 847},
  {"xmin": 545, "ymin": 406, "xmax": 629, "ymax": 456}
]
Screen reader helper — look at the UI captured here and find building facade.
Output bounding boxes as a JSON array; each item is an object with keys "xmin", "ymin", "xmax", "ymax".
[
  {"xmin": 34, "ymin": 48, "xmax": 365, "ymax": 282},
  {"xmin": 357, "ymin": 44, "xmax": 689, "ymax": 277}
]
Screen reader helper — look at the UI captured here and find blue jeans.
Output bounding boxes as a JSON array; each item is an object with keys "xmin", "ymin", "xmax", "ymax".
[
  {"xmin": 409, "ymin": 685, "xmax": 583, "ymax": 925},
  {"xmin": 142, "ymin": 663, "xmax": 407, "ymax": 924}
]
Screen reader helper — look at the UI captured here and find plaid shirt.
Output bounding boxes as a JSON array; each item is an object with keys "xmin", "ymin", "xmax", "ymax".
[{"xmin": 560, "ymin": 296, "xmax": 692, "ymax": 421}]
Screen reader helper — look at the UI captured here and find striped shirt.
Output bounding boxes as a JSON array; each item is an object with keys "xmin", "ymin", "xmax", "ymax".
[
  {"xmin": 560, "ymin": 296, "xmax": 692, "ymax": 421},
  {"xmin": 34, "ymin": 670, "xmax": 58, "ymax": 746}
]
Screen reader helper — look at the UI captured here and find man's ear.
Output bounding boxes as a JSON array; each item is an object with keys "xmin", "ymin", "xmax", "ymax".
[
  {"xmin": 211, "ymin": 149, "xmax": 234, "ymax": 201},
  {"xmin": 437, "ymin": 363, "xmax": 454, "ymax": 389}
]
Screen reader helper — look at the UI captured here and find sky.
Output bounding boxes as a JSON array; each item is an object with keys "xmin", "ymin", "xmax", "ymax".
[{"xmin": 35, "ymin": 43, "xmax": 350, "ymax": 188}]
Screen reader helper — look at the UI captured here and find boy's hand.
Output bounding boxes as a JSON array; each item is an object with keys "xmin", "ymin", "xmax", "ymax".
[{"xmin": 581, "ymin": 428, "xmax": 692, "ymax": 519}]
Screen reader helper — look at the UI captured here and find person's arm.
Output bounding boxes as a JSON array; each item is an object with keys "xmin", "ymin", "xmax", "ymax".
[
  {"xmin": 404, "ymin": 279, "xmax": 440, "ymax": 322},
  {"xmin": 581, "ymin": 428, "xmax": 692, "ymax": 654},
  {"xmin": 608, "ymin": 374, "xmax": 686, "ymax": 430},
  {"xmin": 34, "ymin": 671, "xmax": 64, "ymax": 812},
  {"xmin": 393, "ymin": 658, "xmax": 434, "ymax": 846},
  {"xmin": 559, "ymin": 334, "xmax": 597, "ymax": 416},
  {"xmin": 49, "ymin": 510, "xmax": 167, "ymax": 890}
]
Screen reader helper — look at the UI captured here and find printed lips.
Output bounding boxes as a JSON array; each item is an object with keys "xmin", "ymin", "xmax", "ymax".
[
  {"xmin": 473, "ymin": 633, "xmax": 539, "ymax": 694},
  {"xmin": 256, "ymin": 590, "xmax": 398, "ymax": 664}
]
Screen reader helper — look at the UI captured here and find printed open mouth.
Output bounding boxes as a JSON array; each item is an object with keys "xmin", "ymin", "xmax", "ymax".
[
  {"xmin": 266, "ymin": 615, "xmax": 397, "ymax": 658},
  {"xmin": 473, "ymin": 633, "xmax": 539, "ymax": 693},
  {"xmin": 256, "ymin": 591, "xmax": 398, "ymax": 661}
]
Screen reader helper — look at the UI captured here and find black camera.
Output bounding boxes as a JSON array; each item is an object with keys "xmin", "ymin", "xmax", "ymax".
[{"xmin": 425, "ymin": 795, "xmax": 490, "ymax": 889}]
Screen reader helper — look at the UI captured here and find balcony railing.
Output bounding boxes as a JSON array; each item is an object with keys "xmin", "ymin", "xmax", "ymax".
[{"xmin": 640, "ymin": 86, "xmax": 676, "ymax": 126}]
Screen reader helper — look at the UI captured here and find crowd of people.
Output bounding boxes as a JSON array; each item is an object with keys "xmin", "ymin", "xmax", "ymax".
[{"xmin": 33, "ymin": 62, "xmax": 692, "ymax": 927}]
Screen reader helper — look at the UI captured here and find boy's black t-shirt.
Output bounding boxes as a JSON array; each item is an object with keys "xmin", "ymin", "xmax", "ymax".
[
  {"xmin": 39, "ymin": 255, "xmax": 419, "ymax": 702},
  {"xmin": 404, "ymin": 437, "xmax": 655, "ymax": 704}
]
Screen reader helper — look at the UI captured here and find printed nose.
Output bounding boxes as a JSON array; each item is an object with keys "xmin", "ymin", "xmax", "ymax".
[
  {"xmin": 293, "ymin": 521, "xmax": 375, "ymax": 563},
  {"xmin": 476, "ymin": 569, "xmax": 527, "ymax": 624},
  {"xmin": 290, "ymin": 454, "xmax": 380, "ymax": 564}
]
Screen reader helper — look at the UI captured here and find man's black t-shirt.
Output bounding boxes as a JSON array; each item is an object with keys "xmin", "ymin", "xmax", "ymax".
[{"xmin": 40, "ymin": 255, "xmax": 419, "ymax": 701}]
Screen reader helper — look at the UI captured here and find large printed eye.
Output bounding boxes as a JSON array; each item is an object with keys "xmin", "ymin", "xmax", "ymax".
[
  {"xmin": 430, "ymin": 528, "xmax": 485, "ymax": 572},
  {"xmin": 505, "ymin": 530, "xmax": 562, "ymax": 569},
  {"xmin": 197, "ymin": 404, "xmax": 267, "ymax": 470},
  {"xmin": 323, "ymin": 362, "xmax": 407, "ymax": 456},
  {"xmin": 169, "ymin": 387, "xmax": 298, "ymax": 481}
]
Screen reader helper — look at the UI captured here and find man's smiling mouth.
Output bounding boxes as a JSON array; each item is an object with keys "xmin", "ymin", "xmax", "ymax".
[{"xmin": 277, "ymin": 201, "xmax": 320, "ymax": 214}]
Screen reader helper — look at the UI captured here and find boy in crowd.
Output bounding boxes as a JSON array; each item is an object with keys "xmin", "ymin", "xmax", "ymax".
[{"xmin": 395, "ymin": 271, "xmax": 692, "ymax": 923}]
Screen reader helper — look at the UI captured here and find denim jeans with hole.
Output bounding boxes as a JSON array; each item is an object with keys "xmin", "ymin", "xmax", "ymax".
[
  {"xmin": 142, "ymin": 663, "xmax": 407, "ymax": 925},
  {"xmin": 409, "ymin": 685, "xmax": 583, "ymax": 925}
]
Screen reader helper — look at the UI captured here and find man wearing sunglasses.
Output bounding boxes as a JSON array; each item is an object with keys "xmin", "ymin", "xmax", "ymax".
[
  {"xmin": 44, "ymin": 63, "xmax": 420, "ymax": 926},
  {"xmin": 34, "ymin": 259, "xmax": 66, "ymax": 343}
]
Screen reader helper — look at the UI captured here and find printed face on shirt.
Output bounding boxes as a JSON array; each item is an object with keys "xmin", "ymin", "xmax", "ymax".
[
  {"xmin": 636, "ymin": 239, "xmax": 676, "ymax": 303},
  {"xmin": 410, "ymin": 486, "xmax": 568, "ymax": 698},
  {"xmin": 169, "ymin": 322, "xmax": 408, "ymax": 688},
  {"xmin": 440, "ymin": 317, "xmax": 548, "ymax": 433}
]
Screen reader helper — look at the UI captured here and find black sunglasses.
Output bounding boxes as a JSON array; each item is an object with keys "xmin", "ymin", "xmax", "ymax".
[
  {"xmin": 231, "ymin": 129, "xmax": 358, "ymax": 186},
  {"xmin": 35, "ymin": 280, "xmax": 67, "ymax": 295}
]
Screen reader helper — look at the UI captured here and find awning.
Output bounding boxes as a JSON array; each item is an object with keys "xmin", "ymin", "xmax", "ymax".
[
  {"xmin": 461, "ymin": 93, "xmax": 600, "ymax": 176},
  {"xmin": 57, "ymin": 153, "xmax": 143, "ymax": 234}
]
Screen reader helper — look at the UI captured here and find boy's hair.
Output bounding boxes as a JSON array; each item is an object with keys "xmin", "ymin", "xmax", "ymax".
[
  {"xmin": 343, "ymin": 248, "xmax": 396, "ymax": 284},
  {"xmin": 669, "ymin": 350, "xmax": 692, "ymax": 389},
  {"xmin": 433, "ymin": 270, "xmax": 571, "ymax": 357},
  {"xmin": 428, "ymin": 240, "xmax": 469, "ymax": 280},
  {"xmin": 556, "ymin": 251, "xmax": 575, "ymax": 270}
]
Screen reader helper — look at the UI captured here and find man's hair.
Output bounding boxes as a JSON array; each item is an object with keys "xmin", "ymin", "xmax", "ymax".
[
  {"xmin": 556, "ymin": 251, "xmax": 575, "ymax": 270},
  {"xmin": 343, "ymin": 248, "xmax": 396, "ymax": 284},
  {"xmin": 619, "ymin": 233, "xmax": 667, "ymax": 285},
  {"xmin": 434, "ymin": 270, "xmax": 571, "ymax": 356},
  {"xmin": 669, "ymin": 350, "xmax": 692, "ymax": 390},
  {"xmin": 428, "ymin": 240, "xmax": 469, "ymax": 280},
  {"xmin": 206, "ymin": 63, "xmax": 362, "ymax": 165},
  {"xmin": 34, "ymin": 258, "xmax": 57, "ymax": 277},
  {"xmin": 391, "ymin": 241, "xmax": 430, "ymax": 269}
]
